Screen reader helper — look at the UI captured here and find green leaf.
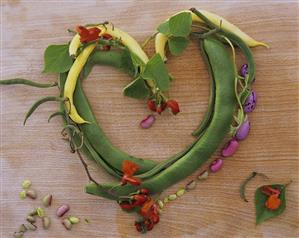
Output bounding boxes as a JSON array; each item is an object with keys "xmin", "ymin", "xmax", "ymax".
[
  {"xmin": 157, "ymin": 21, "xmax": 170, "ymax": 35},
  {"xmin": 123, "ymin": 76, "xmax": 150, "ymax": 99},
  {"xmin": 143, "ymin": 53, "xmax": 170, "ymax": 91},
  {"xmin": 168, "ymin": 37, "xmax": 189, "ymax": 56},
  {"xmin": 169, "ymin": 12, "xmax": 192, "ymax": 37},
  {"xmin": 43, "ymin": 45, "xmax": 73, "ymax": 73},
  {"xmin": 129, "ymin": 51, "xmax": 145, "ymax": 77},
  {"xmin": 255, "ymin": 184, "xmax": 286, "ymax": 225}
]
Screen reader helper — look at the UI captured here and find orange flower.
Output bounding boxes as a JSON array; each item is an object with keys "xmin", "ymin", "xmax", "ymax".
[
  {"xmin": 121, "ymin": 160, "xmax": 141, "ymax": 186},
  {"xmin": 265, "ymin": 194, "xmax": 281, "ymax": 210}
]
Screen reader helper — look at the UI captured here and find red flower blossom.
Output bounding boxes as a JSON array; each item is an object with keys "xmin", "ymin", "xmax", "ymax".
[
  {"xmin": 147, "ymin": 100, "xmax": 157, "ymax": 112},
  {"xmin": 166, "ymin": 99, "xmax": 180, "ymax": 115},
  {"xmin": 76, "ymin": 25, "xmax": 101, "ymax": 43}
]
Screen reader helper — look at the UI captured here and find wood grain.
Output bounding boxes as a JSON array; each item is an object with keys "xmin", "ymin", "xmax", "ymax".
[{"xmin": 1, "ymin": 1, "xmax": 298, "ymax": 237}]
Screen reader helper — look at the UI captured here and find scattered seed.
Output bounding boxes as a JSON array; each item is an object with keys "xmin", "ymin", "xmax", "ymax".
[
  {"xmin": 197, "ymin": 170, "xmax": 209, "ymax": 180},
  {"xmin": 26, "ymin": 189, "xmax": 37, "ymax": 199},
  {"xmin": 21, "ymin": 180, "xmax": 31, "ymax": 189},
  {"xmin": 18, "ymin": 224, "xmax": 27, "ymax": 233},
  {"xmin": 84, "ymin": 218, "xmax": 90, "ymax": 224},
  {"xmin": 163, "ymin": 197, "xmax": 169, "ymax": 203},
  {"xmin": 25, "ymin": 222, "xmax": 37, "ymax": 231},
  {"xmin": 28, "ymin": 209, "xmax": 38, "ymax": 216},
  {"xmin": 36, "ymin": 207, "xmax": 45, "ymax": 218},
  {"xmin": 62, "ymin": 218, "xmax": 72, "ymax": 230},
  {"xmin": 26, "ymin": 215, "xmax": 36, "ymax": 223},
  {"xmin": 168, "ymin": 194, "xmax": 177, "ymax": 201},
  {"xmin": 69, "ymin": 216, "xmax": 80, "ymax": 224},
  {"xmin": 185, "ymin": 180, "xmax": 197, "ymax": 191},
  {"xmin": 176, "ymin": 188, "xmax": 185, "ymax": 197},
  {"xmin": 19, "ymin": 191, "xmax": 26, "ymax": 200},
  {"xmin": 157, "ymin": 200, "xmax": 164, "ymax": 209},
  {"xmin": 13, "ymin": 232, "xmax": 24, "ymax": 238},
  {"xmin": 42, "ymin": 216, "xmax": 51, "ymax": 230},
  {"xmin": 42, "ymin": 194, "xmax": 52, "ymax": 207},
  {"xmin": 56, "ymin": 204, "xmax": 70, "ymax": 217}
]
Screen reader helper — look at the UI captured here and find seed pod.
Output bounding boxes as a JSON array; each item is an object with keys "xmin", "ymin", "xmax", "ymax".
[
  {"xmin": 235, "ymin": 120, "xmax": 250, "ymax": 141},
  {"xmin": 56, "ymin": 204, "xmax": 70, "ymax": 217},
  {"xmin": 157, "ymin": 200, "xmax": 164, "ymax": 209},
  {"xmin": 42, "ymin": 216, "xmax": 51, "ymax": 230},
  {"xmin": 42, "ymin": 194, "xmax": 52, "ymax": 207},
  {"xmin": 185, "ymin": 180, "xmax": 197, "ymax": 191},
  {"xmin": 222, "ymin": 139, "xmax": 239, "ymax": 157},
  {"xmin": 26, "ymin": 215, "xmax": 36, "ymax": 223},
  {"xmin": 168, "ymin": 194, "xmax": 177, "ymax": 201},
  {"xmin": 36, "ymin": 207, "xmax": 45, "ymax": 218},
  {"xmin": 176, "ymin": 188, "xmax": 185, "ymax": 197},
  {"xmin": 210, "ymin": 159, "xmax": 224, "ymax": 173},
  {"xmin": 18, "ymin": 224, "xmax": 27, "ymax": 233},
  {"xmin": 13, "ymin": 232, "xmax": 24, "ymax": 238},
  {"xmin": 69, "ymin": 216, "xmax": 80, "ymax": 224},
  {"xmin": 197, "ymin": 170, "xmax": 209, "ymax": 180},
  {"xmin": 62, "ymin": 218, "xmax": 72, "ymax": 230},
  {"xmin": 26, "ymin": 189, "xmax": 37, "ymax": 199},
  {"xmin": 19, "ymin": 191, "xmax": 26, "ymax": 200},
  {"xmin": 25, "ymin": 223, "xmax": 37, "ymax": 231},
  {"xmin": 21, "ymin": 180, "xmax": 32, "ymax": 189}
]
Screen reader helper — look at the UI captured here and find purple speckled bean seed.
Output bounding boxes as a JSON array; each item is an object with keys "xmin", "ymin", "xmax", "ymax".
[
  {"xmin": 222, "ymin": 139, "xmax": 239, "ymax": 157},
  {"xmin": 235, "ymin": 120, "xmax": 250, "ymax": 141},
  {"xmin": 56, "ymin": 204, "xmax": 70, "ymax": 217},
  {"xmin": 140, "ymin": 115, "xmax": 155, "ymax": 129},
  {"xmin": 210, "ymin": 159, "xmax": 223, "ymax": 173},
  {"xmin": 240, "ymin": 64, "xmax": 248, "ymax": 77},
  {"xmin": 243, "ymin": 90, "xmax": 257, "ymax": 113}
]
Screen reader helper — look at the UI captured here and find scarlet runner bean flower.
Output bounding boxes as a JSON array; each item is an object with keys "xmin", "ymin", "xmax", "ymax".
[
  {"xmin": 147, "ymin": 100, "xmax": 157, "ymax": 112},
  {"xmin": 166, "ymin": 99, "xmax": 180, "ymax": 115},
  {"xmin": 121, "ymin": 160, "xmax": 141, "ymax": 186},
  {"xmin": 76, "ymin": 26, "xmax": 101, "ymax": 43},
  {"xmin": 261, "ymin": 185, "xmax": 281, "ymax": 211}
]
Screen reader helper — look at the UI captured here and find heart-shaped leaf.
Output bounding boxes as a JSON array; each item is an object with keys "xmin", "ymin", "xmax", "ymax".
[
  {"xmin": 123, "ymin": 76, "xmax": 150, "ymax": 99},
  {"xmin": 168, "ymin": 37, "xmax": 189, "ymax": 56},
  {"xmin": 143, "ymin": 53, "xmax": 170, "ymax": 91},
  {"xmin": 255, "ymin": 184, "xmax": 286, "ymax": 225},
  {"xmin": 169, "ymin": 12, "xmax": 192, "ymax": 37},
  {"xmin": 43, "ymin": 44, "xmax": 73, "ymax": 73},
  {"xmin": 157, "ymin": 21, "xmax": 170, "ymax": 35}
]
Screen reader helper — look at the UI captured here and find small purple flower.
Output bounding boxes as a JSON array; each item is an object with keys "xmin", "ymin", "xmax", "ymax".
[{"xmin": 243, "ymin": 91, "xmax": 257, "ymax": 113}]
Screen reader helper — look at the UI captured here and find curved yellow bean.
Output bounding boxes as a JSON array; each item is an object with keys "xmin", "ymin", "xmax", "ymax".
[
  {"xmin": 69, "ymin": 24, "xmax": 149, "ymax": 64},
  {"xmin": 155, "ymin": 9, "xmax": 268, "ymax": 60},
  {"xmin": 64, "ymin": 44, "xmax": 96, "ymax": 124}
]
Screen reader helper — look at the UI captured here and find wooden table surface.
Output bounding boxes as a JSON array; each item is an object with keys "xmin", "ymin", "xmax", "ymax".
[{"xmin": 1, "ymin": 1, "xmax": 298, "ymax": 237}]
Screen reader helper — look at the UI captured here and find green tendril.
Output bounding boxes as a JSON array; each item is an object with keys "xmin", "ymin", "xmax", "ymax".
[
  {"xmin": 24, "ymin": 96, "xmax": 64, "ymax": 125},
  {"xmin": 48, "ymin": 111, "xmax": 65, "ymax": 123},
  {"xmin": 240, "ymin": 172, "xmax": 269, "ymax": 202}
]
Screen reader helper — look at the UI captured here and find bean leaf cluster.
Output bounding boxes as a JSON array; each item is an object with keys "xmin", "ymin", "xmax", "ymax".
[{"xmin": 157, "ymin": 12, "xmax": 192, "ymax": 55}]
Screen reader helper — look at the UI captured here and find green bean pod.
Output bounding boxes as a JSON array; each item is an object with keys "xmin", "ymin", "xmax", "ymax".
[
  {"xmin": 86, "ymin": 36, "xmax": 237, "ymax": 200},
  {"xmin": 192, "ymin": 39, "xmax": 216, "ymax": 137}
]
